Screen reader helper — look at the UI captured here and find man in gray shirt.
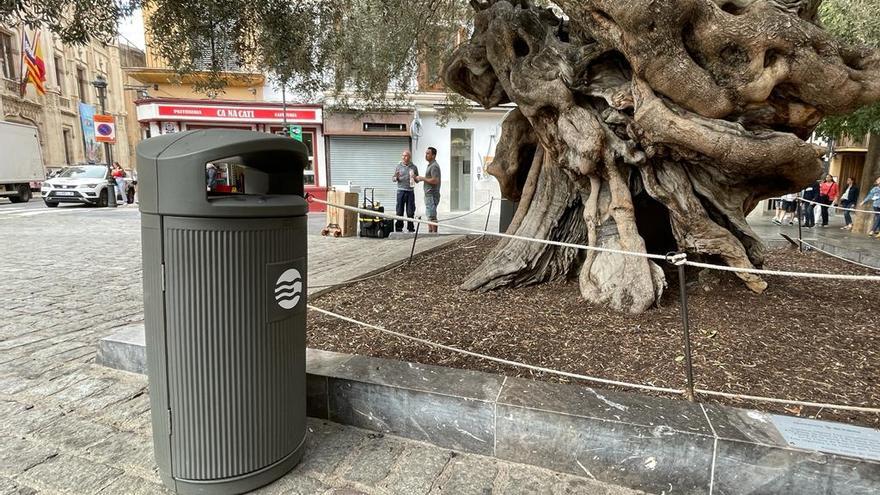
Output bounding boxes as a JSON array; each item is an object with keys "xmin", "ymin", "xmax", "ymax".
[
  {"xmin": 416, "ymin": 147, "xmax": 441, "ymax": 233},
  {"xmin": 392, "ymin": 150, "xmax": 419, "ymax": 232}
]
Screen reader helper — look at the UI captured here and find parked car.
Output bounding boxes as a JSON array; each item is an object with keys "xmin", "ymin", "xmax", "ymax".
[{"xmin": 41, "ymin": 165, "xmax": 136, "ymax": 207}]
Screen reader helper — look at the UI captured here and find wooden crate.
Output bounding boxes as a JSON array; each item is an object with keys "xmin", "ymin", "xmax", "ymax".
[{"xmin": 325, "ymin": 190, "xmax": 359, "ymax": 237}]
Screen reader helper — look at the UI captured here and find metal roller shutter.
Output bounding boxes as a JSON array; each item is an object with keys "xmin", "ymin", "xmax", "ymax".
[{"xmin": 329, "ymin": 136, "xmax": 410, "ymax": 211}]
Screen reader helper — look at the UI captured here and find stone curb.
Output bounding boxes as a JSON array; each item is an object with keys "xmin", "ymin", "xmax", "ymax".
[
  {"xmin": 97, "ymin": 330, "xmax": 880, "ymax": 495},
  {"xmin": 764, "ymin": 232, "xmax": 880, "ymax": 269}
]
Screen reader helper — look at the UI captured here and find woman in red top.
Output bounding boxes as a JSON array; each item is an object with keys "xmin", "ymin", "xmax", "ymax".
[
  {"xmin": 111, "ymin": 162, "xmax": 125, "ymax": 205},
  {"xmin": 817, "ymin": 174, "xmax": 839, "ymax": 227}
]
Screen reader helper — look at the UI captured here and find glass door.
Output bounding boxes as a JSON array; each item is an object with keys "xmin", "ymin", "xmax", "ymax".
[
  {"xmin": 271, "ymin": 127, "xmax": 316, "ymax": 185},
  {"xmin": 450, "ymin": 129, "xmax": 472, "ymax": 211}
]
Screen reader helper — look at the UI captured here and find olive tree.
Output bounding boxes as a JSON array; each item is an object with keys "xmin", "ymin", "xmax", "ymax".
[{"xmin": 6, "ymin": 0, "xmax": 879, "ymax": 313}]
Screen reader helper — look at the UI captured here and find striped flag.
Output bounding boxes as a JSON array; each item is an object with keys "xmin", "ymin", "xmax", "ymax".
[{"xmin": 20, "ymin": 30, "xmax": 46, "ymax": 96}]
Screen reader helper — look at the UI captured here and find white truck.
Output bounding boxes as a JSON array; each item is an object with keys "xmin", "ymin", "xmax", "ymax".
[{"xmin": 0, "ymin": 121, "xmax": 45, "ymax": 203}]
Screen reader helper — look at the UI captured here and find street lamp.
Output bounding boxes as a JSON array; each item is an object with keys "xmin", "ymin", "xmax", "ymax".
[{"xmin": 91, "ymin": 74, "xmax": 116, "ymax": 208}]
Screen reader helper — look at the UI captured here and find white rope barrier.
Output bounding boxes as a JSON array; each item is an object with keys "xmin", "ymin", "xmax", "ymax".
[
  {"xmin": 797, "ymin": 197, "xmax": 880, "ymax": 215},
  {"xmin": 308, "ymin": 305, "xmax": 684, "ymax": 395},
  {"xmin": 309, "ymin": 305, "xmax": 880, "ymax": 414},
  {"xmin": 437, "ymin": 198, "xmax": 494, "ymax": 222},
  {"xmin": 313, "ymin": 197, "xmax": 880, "ymax": 282},
  {"xmin": 768, "ymin": 196, "xmax": 880, "ymax": 215},
  {"xmin": 311, "ymin": 198, "xmax": 670, "ymax": 261},
  {"xmin": 694, "ymin": 389, "xmax": 880, "ymax": 414},
  {"xmin": 683, "ymin": 259, "xmax": 880, "ymax": 281}
]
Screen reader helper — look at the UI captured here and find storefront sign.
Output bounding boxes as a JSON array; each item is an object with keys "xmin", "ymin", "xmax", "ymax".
[{"xmin": 157, "ymin": 105, "xmax": 318, "ymax": 123}]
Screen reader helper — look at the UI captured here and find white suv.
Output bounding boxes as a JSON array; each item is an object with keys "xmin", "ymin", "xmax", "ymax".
[{"xmin": 41, "ymin": 165, "xmax": 135, "ymax": 207}]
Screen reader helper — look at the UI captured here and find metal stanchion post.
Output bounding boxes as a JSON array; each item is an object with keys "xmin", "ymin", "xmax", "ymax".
[
  {"xmin": 408, "ymin": 217, "xmax": 421, "ymax": 265},
  {"xmin": 796, "ymin": 195, "xmax": 804, "ymax": 253},
  {"xmin": 675, "ymin": 258, "xmax": 696, "ymax": 401},
  {"xmin": 484, "ymin": 198, "xmax": 494, "ymax": 232}
]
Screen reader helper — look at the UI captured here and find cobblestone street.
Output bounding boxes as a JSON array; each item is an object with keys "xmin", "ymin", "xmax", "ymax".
[{"xmin": 0, "ymin": 201, "xmax": 639, "ymax": 495}]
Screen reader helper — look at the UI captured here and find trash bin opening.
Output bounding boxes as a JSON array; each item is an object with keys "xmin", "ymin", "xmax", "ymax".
[{"xmin": 205, "ymin": 154, "xmax": 302, "ymax": 198}]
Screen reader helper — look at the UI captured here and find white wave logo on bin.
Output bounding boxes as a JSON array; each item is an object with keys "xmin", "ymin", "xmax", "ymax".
[{"xmin": 274, "ymin": 269, "xmax": 302, "ymax": 310}]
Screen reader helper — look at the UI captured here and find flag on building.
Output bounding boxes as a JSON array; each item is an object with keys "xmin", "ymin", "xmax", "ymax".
[{"xmin": 20, "ymin": 30, "xmax": 46, "ymax": 96}]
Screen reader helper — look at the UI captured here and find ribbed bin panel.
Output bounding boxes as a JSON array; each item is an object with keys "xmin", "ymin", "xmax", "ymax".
[{"xmin": 162, "ymin": 216, "xmax": 306, "ymax": 481}]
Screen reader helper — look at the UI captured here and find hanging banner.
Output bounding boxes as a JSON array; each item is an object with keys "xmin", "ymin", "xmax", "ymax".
[
  {"xmin": 94, "ymin": 114, "xmax": 117, "ymax": 144},
  {"xmin": 78, "ymin": 102, "xmax": 100, "ymax": 163}
]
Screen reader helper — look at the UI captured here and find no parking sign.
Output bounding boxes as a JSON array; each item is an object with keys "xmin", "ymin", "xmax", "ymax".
[{"xmin": 94, "ymin": 114, "xmax": 116, "ymax": 144}]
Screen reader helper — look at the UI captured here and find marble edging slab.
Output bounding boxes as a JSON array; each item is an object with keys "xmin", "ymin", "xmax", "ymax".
[{"xmin": 97, "ymin": 330, "xmax": 880, "ymax": 495}]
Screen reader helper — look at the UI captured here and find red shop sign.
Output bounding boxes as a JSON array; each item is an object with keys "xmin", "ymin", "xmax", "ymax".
[{"xmin": 158, "ymin": 105, "xmax": 317, "ymax": 122}]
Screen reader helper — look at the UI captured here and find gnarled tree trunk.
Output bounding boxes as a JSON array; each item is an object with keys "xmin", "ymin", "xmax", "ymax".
[{"xmin": 444, "ymin": 0, "xmax": 880, "ymax": 313}]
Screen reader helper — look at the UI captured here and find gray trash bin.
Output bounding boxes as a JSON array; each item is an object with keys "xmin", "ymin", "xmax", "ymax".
[{"xmin": 137, "ymin": 130, "xmax": 310, "ymax": 494}]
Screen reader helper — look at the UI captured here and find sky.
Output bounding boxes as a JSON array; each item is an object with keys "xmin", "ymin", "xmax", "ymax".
[{"xmin": 117, "ymin": 9, "xmax": 146, "ymax": 50}]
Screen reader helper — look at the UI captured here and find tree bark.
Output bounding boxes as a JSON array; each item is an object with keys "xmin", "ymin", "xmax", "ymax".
[
  {"xmin": 855, "ymin": 133, "xmax": 880, "ymax": 233},
  {"xmin": 444, "ymin": 0, "xmax": 880, "ymax": 313}
]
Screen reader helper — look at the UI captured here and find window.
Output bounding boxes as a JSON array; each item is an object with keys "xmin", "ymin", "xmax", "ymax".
[
  {"xmin": 193, "ymin": 31, "xmax": 242, "ymax": 72},
  {"xmin": 76, "ymin": 67, "xmax": 87, "ymax": 103},
  {"xmin": 0, "ymin": 32, "xmax": 15, "ymax": 80},
  {"xmin": 62, "ymin": 128, "xmax": 73, "ymax": 164},
  {"xmin": 54, "ymin": 56, "xmax": 64, "ymax": 94}
]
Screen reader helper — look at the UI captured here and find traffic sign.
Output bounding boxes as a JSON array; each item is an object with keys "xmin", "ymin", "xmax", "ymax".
[{"xmin": 94, "ymin": 114, "xmax": 116, "ymax": 144}]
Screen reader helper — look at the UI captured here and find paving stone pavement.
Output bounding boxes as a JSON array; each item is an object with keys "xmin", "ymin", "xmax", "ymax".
[{"xmin": 0, "ymin": 202, "xmax": 643, "ymax": 495}]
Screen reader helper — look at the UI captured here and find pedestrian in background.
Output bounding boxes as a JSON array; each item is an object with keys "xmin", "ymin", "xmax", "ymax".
[
  {"xmin": 416, "ymin": 147, "xmax": 442, "ymax": 234},
  {"xmin": 837, "ymin": 177, "xmax": 860, "ymax": 230},
  {"xmin": 392, "ymin": 150, "xmax": 419, "ymax": 232},
  {"xmin": 801, "ymin": 178, "xmax": 820, "ymax": 228},
  {"xmin": 861, "ymin": 176, "xmax": 880, "ymax": 237},
  {"xmin": 817, "ymin": 174, "xmax": 839, "ymax": 227},
  {"xmin": 772, "ymin": 196, "xmax": 787, "ymax": 225},
  {"xmin": 111, "ymin": 162, "xmax": 126, "ymax": 205},
  {"xmin": 206, "ymin": 163, "xmax": 217, "ymax": 191},
  {"xmin": 773, "ymin": 192, "xmax": 797, "ymax": 225}
]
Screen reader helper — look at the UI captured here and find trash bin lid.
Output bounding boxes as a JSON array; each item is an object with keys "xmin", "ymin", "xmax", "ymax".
[{"xmin": 137, "ymin": 130, "xmax": 309, "ymax": 218}]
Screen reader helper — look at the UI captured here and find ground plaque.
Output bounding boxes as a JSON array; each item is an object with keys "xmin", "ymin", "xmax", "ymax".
[{"xmin": 772, "ymin": 415, "xmax": 880, "ymax": 461}]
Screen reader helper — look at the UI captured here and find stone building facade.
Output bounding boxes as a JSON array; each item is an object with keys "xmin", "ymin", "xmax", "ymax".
[{"xmin": 0, "ymin": 24, "xmax": 139, "ymax": 171}]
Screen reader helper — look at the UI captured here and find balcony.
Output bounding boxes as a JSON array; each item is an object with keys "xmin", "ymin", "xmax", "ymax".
[
  {"xmin": 57, "ymin": 95, "xmax": 72, "ymax": 110},
  {"xmin": 836, "ymin": 134, "xmax": 868, "ymax": 152},
  {"xmin": 3, "ymin": 78, "xmax": 21, "ymax": 93}
]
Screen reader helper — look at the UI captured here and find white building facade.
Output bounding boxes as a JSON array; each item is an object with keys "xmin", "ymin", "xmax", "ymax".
[
  {"xmin": 410, "ymin": 101, "xmax": 509, "ymax": 215},
  {"xmin": 321, "ymin": 92, "xmax": 510, "ymax": 216}
]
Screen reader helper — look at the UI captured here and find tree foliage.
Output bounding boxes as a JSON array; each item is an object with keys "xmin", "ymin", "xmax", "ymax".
[
  {"xmin": 815, "ymin": 0, "xmax": 880, "ymax": 138},
  {"xmin": 2, "ymin": 0, "xmax": 470, "ymax": 106},
  {"xmin": 1, "ymin": 0, "xmax": 478, "ymax": 123},
  {"xmin": 0, "ymin": 0, "xmax": 137, "ymax": 44}
]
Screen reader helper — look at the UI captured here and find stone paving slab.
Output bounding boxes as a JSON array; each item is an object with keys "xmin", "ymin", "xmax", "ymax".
[{"xmin": 748, "ymin": 215, "xmax": 880, "ymax": 268}]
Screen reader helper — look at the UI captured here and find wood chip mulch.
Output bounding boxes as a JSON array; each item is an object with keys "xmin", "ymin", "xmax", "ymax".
[{"xmin": 308, "ymin": 237, "xmax": 880, "ymax": 427}]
